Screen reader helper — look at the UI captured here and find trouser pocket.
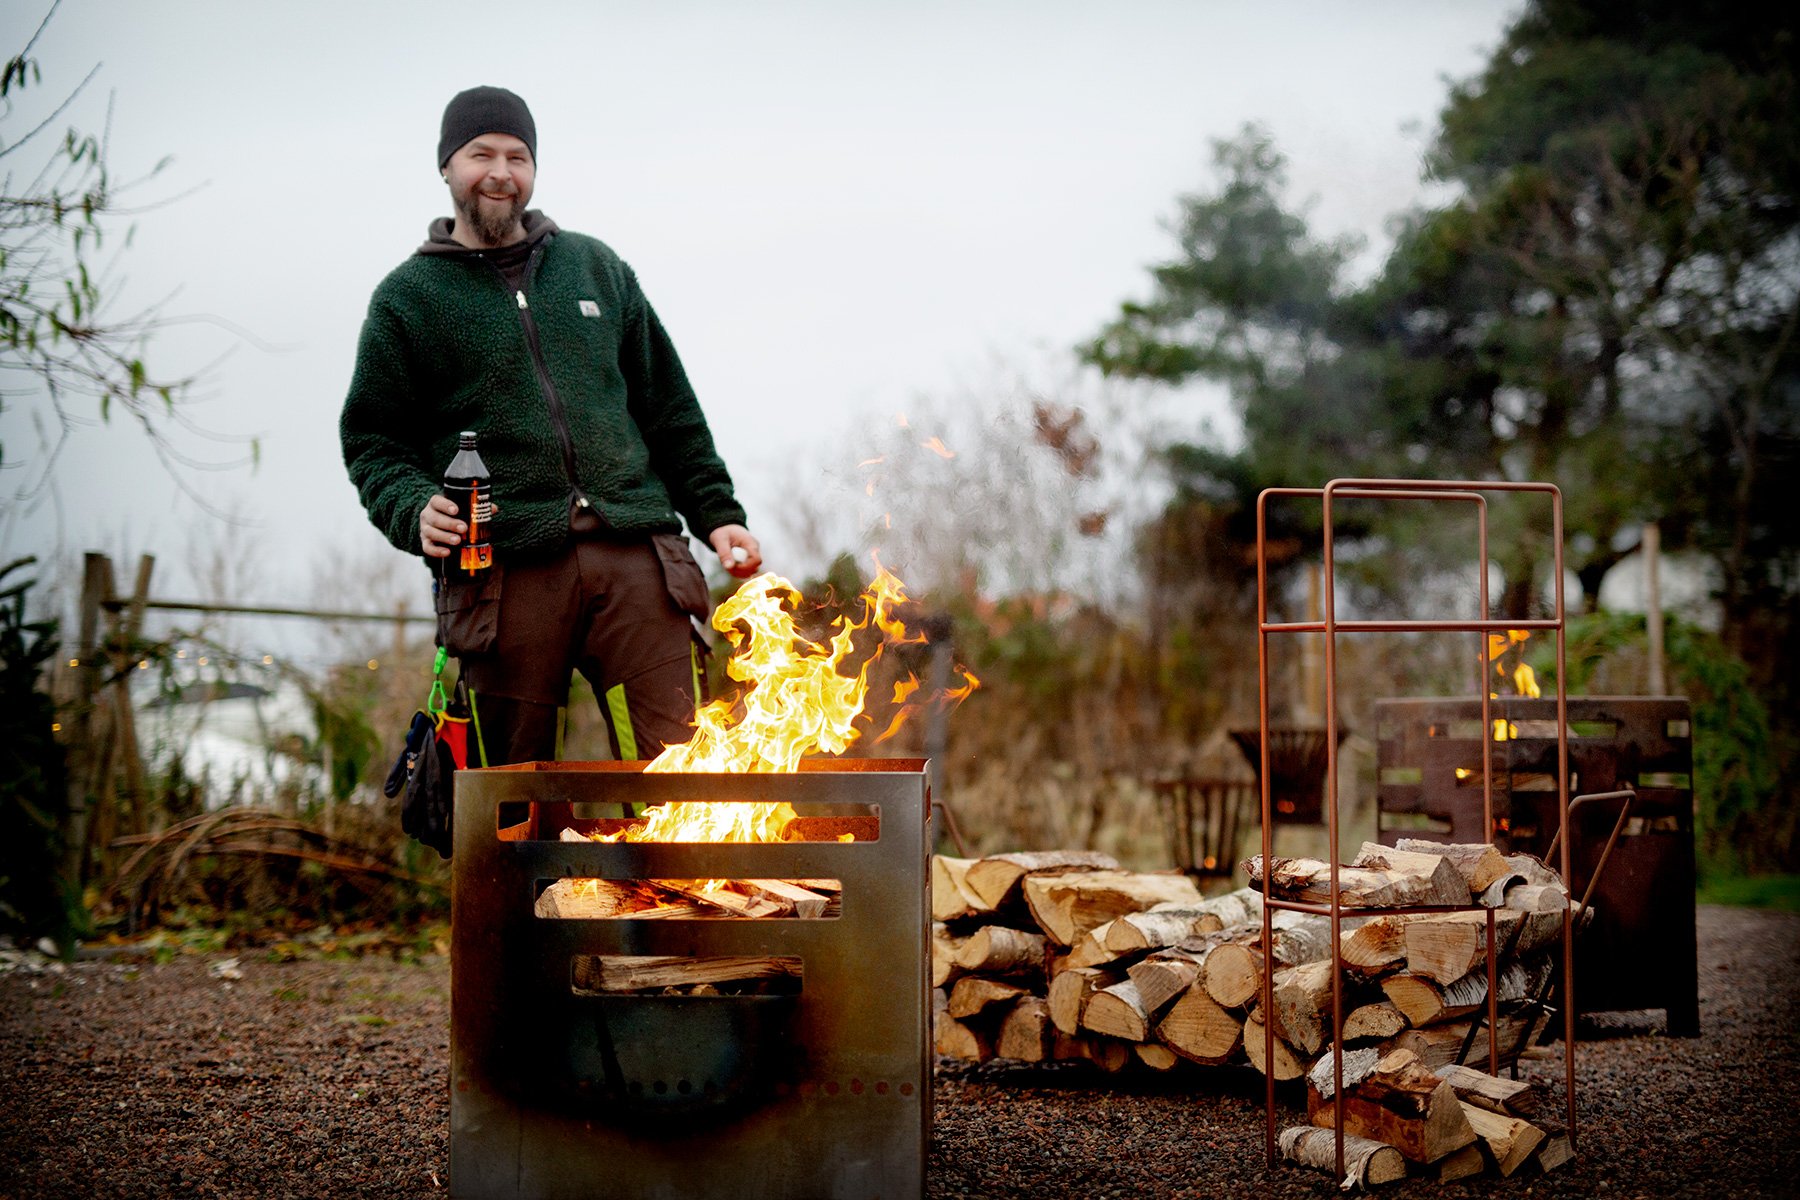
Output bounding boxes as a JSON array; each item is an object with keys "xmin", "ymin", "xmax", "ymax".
[
  {"xmin": 651, "ymin": 533, "xmax": 712, "ymax": 620},
  {"xmin": 434, "ymin": 562, "xmax": 505, "ymax": 655}
]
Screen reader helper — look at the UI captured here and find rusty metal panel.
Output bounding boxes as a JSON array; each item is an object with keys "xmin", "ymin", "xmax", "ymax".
[
  {"xmin": 450, "ymin": 759, "xmax": 931, "ymax": 1199},
  {"xmin": 1375, "ymin": 697, "xmax": 1697, "ymax": 1034}
]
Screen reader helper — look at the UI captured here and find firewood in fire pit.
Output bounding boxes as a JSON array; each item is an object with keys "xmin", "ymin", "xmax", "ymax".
[{"xmin": 569, "ymin": 954, "xmax": 801, "ymax": 994}]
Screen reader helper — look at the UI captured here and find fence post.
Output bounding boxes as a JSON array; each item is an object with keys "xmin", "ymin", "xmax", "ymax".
[{"xmin": 58, "ymin": 552, "xmax": 112, "ymax": 927}]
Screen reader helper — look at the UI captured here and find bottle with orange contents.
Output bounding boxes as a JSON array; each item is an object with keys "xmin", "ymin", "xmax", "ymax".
[{"xmin": 442, "ymin": 431, "xmax": 493, "ymax": 581}]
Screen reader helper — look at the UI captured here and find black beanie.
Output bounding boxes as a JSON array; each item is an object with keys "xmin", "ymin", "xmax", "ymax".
[{"xmin": 437, "ymin": 86, "xmax": 536, "ymax": 169}]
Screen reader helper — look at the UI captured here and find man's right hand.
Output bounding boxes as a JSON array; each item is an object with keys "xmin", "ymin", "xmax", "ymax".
[{"xmin": 420, "ymin": 494, "xmax": 465, "ymax": 558}]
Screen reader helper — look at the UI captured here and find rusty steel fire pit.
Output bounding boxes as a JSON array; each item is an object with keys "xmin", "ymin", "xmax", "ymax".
[{"xmin": 450, "ymin": 758, "xmax": 931, "ymax": 1199}]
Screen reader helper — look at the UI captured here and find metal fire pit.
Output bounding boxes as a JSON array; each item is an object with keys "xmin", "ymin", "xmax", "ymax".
[
  {"xmin": 450, "ymin": 759, "xmax": 931, "ymax": 1199},
  {"xmin": 1375, "ymin": 696, "xmax": 1697, "ymax": 1034}
]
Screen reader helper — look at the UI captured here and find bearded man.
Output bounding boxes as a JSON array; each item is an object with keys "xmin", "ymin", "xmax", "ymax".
[{"xmin": 340, "ymin": 85, "xmax": 761, "ymax": 768}]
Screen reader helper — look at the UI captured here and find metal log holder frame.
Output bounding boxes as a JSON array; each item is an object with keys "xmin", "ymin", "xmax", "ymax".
[
  {"xmin": 449, "ymin": 758, "xmax": 932, "ymax": 1200},
  {"xmin": 1253, "ymin": 479, "xmax": 1577, "ymax": 1180}
]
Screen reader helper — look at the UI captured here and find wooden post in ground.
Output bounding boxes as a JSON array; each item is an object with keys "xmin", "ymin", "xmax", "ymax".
[
  {"xmin": 117, "ymin": 555, "xmax": 154, "ymax": 839},
  {"xmin": 58, "ymin": 553, "xmax": 111, "ymax": 920}
]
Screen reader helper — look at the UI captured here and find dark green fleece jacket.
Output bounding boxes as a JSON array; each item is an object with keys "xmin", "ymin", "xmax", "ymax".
[{"xmin": 340, "ymin": 212, "xmax": 746, "ymax": 557}]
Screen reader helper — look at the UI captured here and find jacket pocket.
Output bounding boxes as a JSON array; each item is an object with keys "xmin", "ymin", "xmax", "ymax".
[
  {"xmin": 434, "ymin": 563, "xmax": 505, "ymax": 655},
  {"xmin": 651, "ymin": 533, "xmax": 712, "ymax": 620}
]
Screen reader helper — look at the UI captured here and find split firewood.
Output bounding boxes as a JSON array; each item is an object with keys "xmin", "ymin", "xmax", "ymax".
[
  {"xmin": 1267, "ymin": 959, "xmax": 1342, "ymax": 1055},
  {"xmin": 1086, "ymin": 1037, "xmax": 1133, "ymax": 1073},
  {"xmin": 934, "ymin": 1009, "xmax": 993, "ymax": 1062},
  {"xmin": 1134, "ymin": 1042, "xmax": 1180, "ymax": 1072},
  {"xmin": 1128, "ymin": 955, "xmax": 1202, "ymax": 1016},
  {"xmin": 1341, "ymin": 915, "xmax": 1412, "ymax": 976},
  {"xmin": 1081, "ymin": 979, "xmax": 1151, "ymax": 1042},
  {"xmin": 952, "ymin": 925, "xmax": 1049, "ymax": 977},
  {"xmin": 1278, "ymin": 1126, "xmax": 1407, "ymax": 1188},
  {"xmin": 739, "ymin": 878, "xmax": 830, "ymax": 918},
  {"xmin": 962, "ymin": 850, "xmax": 1120, "ymax": 910},
  {"xmin": 534, "ymin": 878, "xmax": 705, "ymax": 920},
  {"xmin": 947, "ymin": 976, "xmax": 1029, "ymax": 1019},
  {"xmin": 1104, "ymin": 907, "xmax": 1218, "ymax": 954},
  {"xmin": 1155, "ymin": 984, "xmax": 1243, "ymax": 1065},
  {"xmin": 1244, "ymin": 843, "xmax": 1469, "ymax": 908},
  {"xmin": 1306, "ymin": 1048, "xmax": 1477, "ymax": 1164},
  {"xmin": 1427, "ymin": 1143, "xmax": 1487, "ymax": 1182},
  {"xmin": 1048, "ymin": 965, "xmax": 1122, "ymax": 1037},
  {"xmin": 1382, "ymin": 969, "xmax": 1488, "ymax": 1027},
  {"xmin": 1022, "ymin": 870, "xmax": 1204, "ymax": 946},
  {"xmin": 1479, "ymin": 872, "xmax": 1528, "ymax": 907},
  {"xmin": 1459, "ymin": 1100, "xmax": 1545, "ymax": 1176},
  {"xmin": 569, "ymin": 955, "xmax": 799, "ymax": 994},
  {"xmin": 1378, "ymin": 1007, "xmax": 1551, "ymax": 1070},
  {"xmin": 1524, "ymin": 1122, "xmax": 1574, "ymax": 1175},
  {"xmin": 1434, "ymin": 1063, "xmax": 1540, "ymax": 1117},
  {"xmin": 1395, "ymin": 838, "xmax": 1511, "ymax": 895},
  {"xmin": 1342, "ymin": 1002, "xmax": 1408, "ymax": 1042},
  {"xmin": 932, "ymin": 922, "xmax": 969, "ymax": 989},
  {"xmin": 1305, "ymin": 1045, "xmax": 1381, "ymax": 1099},
  {"xmin": 1244, "ymin": 1008, "xmax": 1305, "ymax": 1080},
  {"xmin": 931, "ymin": 855, "xmax": 993, "ymax": 922},
  {"xmin": 1404, "ymin": 908, "xmax": 1523, "ymax": 984},
  {"xmin": 654, "ymin": 880, "xmax": 787, "ymax": 918},
  {"xmin": 1503, "ymin": 852, "xmax": 1563, "ymax": 889},
  {"xmin": 1103, "ymin": 886, "xmax": 1263, "ymax": 953},
  {"xmin": 1056, "ymin": 920, "xmax": 1130, "ymax": 973},
  {"xmin": 1506, "ymin": 883, "xmax": 1574, "ymax": 956},
  {"xmin": 1203, "ymin": 941, "xmax": 1264, "ymax": 1008},
  {"xmin": 1050, "ymin": 1029, "xmax": 1095, "ymax": 1063},
  {"xmin": 997, "ymin": 996, "xmax": 1052, "ymax": 1063}
]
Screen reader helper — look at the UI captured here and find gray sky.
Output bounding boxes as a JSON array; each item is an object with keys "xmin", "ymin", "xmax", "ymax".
[{"xmin": 4, "ymin": 0, "xmax": 1518, "ymax": 662}]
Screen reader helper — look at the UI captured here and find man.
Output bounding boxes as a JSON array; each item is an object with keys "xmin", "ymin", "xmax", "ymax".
[{"xmin": 341, "ymin": 85, "xmax": 761, "ymax": 765}]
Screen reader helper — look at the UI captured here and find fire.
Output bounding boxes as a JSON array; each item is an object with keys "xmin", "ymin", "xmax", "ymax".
[
  {"xmin": 590, "ymin": 563, "xmax": 979, "ymax": 849},
  {"xmin": 1488, "ymin": 629, "xmax": 1541, "ymax": 700}
]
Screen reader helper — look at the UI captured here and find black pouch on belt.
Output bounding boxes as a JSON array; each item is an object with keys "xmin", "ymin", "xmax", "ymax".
[
  {"xmin": 434, "ymin": 562, "xmax": 505, "ymax": 656},
  {"xmin": 651, "ymin": 533, "xmax": 712, "ymax": 620}
]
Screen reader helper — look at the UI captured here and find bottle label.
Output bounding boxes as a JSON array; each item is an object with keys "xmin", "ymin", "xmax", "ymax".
[{"xmin": 446, "ymin": 482, "xmax": 493, "ymax": 575}]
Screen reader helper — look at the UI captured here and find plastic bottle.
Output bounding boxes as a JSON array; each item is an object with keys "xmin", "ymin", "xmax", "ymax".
[{"xmin": 443, "ymin": 431, "xmax": 493, "ymax": 579}]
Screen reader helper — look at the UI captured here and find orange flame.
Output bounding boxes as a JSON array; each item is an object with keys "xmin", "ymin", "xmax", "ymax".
[
  {"xmin": 921, "ymin": 436, "xmax": 955, "ymax": 459},
  {"xmin": 587, "ymin": 564, "xmax": 978, "ymax": 850}
]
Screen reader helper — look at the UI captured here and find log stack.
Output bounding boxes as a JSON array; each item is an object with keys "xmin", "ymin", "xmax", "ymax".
[
  {"xmin": 934, "ymin": 840, "xmax": 1581, "ymax": 1186},
  {"xmin": 1246, "ymin": 839, "xmax": 1580, "ymax": 1186}
]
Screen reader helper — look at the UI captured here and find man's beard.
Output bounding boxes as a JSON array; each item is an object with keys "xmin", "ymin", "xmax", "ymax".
[{"xmin": 455, "ymin": 187, "xmax": 524, "ymax": 246}]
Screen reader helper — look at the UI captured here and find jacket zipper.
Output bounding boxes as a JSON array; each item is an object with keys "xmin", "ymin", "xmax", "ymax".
[{"xmin": 492, "ymin": 243, "xmax": 596, "ymax": 517}]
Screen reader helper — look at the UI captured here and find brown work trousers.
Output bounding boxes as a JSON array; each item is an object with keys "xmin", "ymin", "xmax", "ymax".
[{"xmin": 433, "ymin": 526, "xmax": 711, "ymax": 765}]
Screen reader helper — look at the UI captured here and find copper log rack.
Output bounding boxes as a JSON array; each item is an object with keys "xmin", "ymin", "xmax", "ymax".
[{"xmin": 1252, "ymin": 478, "xmax": 1578, "ymax": 1180}]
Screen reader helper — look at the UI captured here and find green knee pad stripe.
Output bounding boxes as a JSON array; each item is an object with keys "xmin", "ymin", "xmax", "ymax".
[{"xmin": 604, "ymin": 682, "xmax": 638, "ymax": 761}]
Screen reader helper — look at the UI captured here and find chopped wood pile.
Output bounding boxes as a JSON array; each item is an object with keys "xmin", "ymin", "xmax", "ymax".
[{"xmin": 933, "ymin": 840, "xmax": 1580, "ymax": 1186}]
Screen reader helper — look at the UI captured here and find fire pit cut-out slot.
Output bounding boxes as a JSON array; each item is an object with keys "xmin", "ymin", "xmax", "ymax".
[
  {"xmin": 495, "ymin": 800, "xmax": 881, "ymax": 843},
  {"xmin": 571, "ymin": 955, "xmax": 803, "ymax": 996},
  {"xmin": 535, "ymin": 877, "xmax": 842, "ymax": 919}
]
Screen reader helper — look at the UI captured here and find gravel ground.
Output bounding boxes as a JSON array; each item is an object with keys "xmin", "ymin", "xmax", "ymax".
[{"xmin": 1, "ymin": 904, "xmax": 1794, "ymax": 1199}]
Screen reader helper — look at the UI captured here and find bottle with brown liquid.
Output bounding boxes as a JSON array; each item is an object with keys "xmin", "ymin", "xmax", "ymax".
[{"xmin": 443, "ymin": 431, "xmax": 493, "ymax": 580}]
